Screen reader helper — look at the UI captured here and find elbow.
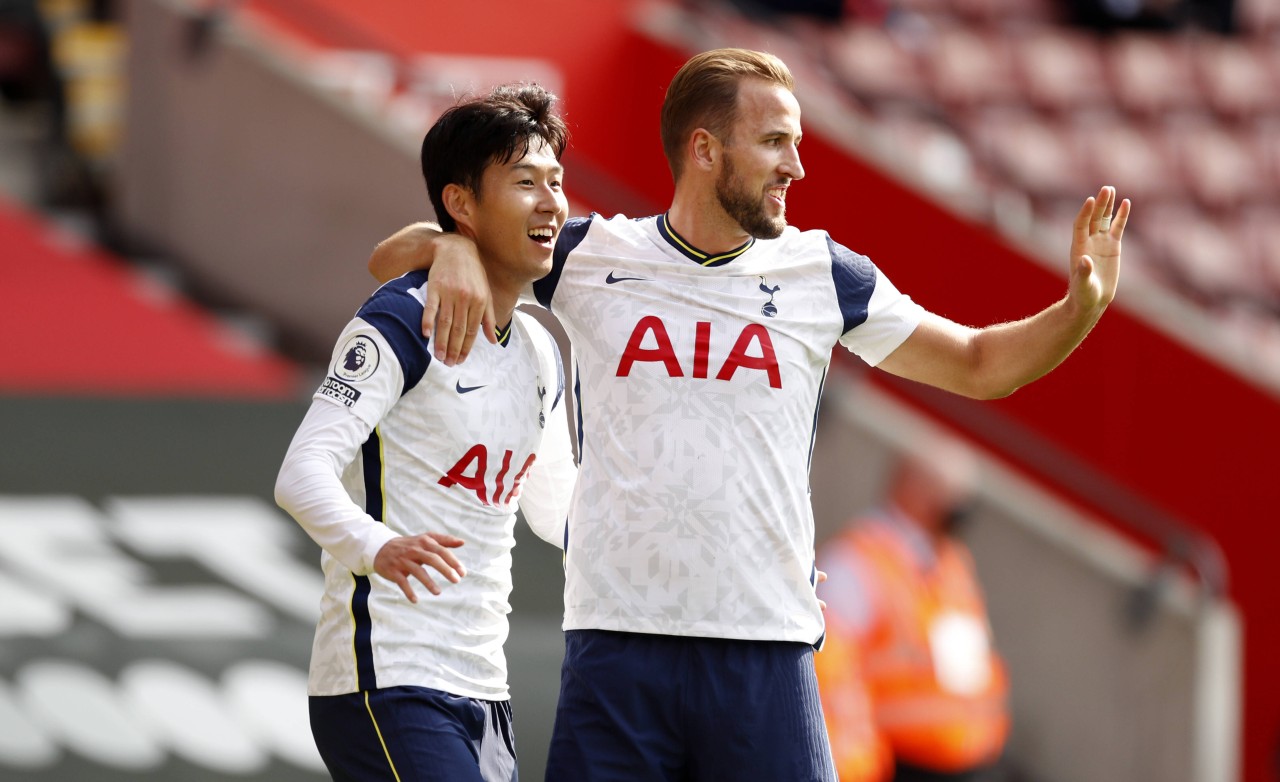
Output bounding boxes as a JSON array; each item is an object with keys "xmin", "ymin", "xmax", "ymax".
[
  {"xmin": 368, "ymin": 242, "xmax": 390, "ymax": 283},
  {"xmin": 969, "ymin": 381, "xmax": 1019, "ymax": 401},
  {"xmin": 273, "ymin": 472, "xmax": 291, "ymax": 515},
  {"xmin": 274, "ymin": 459, "xmax": 299, "ymax": 515}
]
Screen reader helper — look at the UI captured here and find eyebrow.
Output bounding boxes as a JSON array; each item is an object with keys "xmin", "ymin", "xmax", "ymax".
[{"xmin": 511, "ymin": 162, "xmax": 564, "ymax": 176}]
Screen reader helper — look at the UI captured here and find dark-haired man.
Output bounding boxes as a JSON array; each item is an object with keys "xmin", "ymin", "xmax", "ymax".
[{"xmin": 275, "ymin": 83, "xmax": 576, "ymax": 782}]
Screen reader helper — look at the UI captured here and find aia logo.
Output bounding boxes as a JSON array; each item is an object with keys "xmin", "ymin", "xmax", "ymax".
[
  {"xmin": 334, "ymin": 335, "xmax": 379, "ymax": 382},
  {"xmin": 615, "ymin": 315, "xmax": 781, "ymax": 389},
  {"xmin": 438, "ymin": 445, "xmax": 537, "ymax": 506}
]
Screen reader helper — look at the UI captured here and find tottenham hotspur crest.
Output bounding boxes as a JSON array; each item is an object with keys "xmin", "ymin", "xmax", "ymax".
[
  {"xmin": 537, "ymin": 384, "xmax": 546, "ymax": 429},
  {"xmin": 759, "ymin": 277, "xmax": 781, "ymax": 318}
]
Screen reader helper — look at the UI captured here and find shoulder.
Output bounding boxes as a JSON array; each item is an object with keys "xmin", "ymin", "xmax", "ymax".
[
  {"xmin": 557, "ymin": 212, "xmax": 655, "ymax": 246},
  {"xmin": 357, "ymin": 270, "xmax": 431, "ymax": 323}
]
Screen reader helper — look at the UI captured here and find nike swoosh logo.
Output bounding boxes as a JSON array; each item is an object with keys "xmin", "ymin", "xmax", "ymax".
[
  {"xmin": 455, "ymin": 381, "xmax": 487, "ymax": 394},
  {"xmin": 605, "ymin": 271, "xmax": 650, "ymax": 285}
]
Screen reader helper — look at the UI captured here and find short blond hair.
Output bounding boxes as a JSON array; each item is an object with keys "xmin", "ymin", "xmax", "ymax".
[{"xmin": 660, "ymin": 48, "xmax": 795, "ymax": 181}]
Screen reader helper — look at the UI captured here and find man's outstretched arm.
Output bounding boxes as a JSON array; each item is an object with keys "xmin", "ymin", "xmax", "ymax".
[
  {"xmin": 369, "ymin": 222, "xmax": 494, "ymax": 365},
  {"xmin": 877, "ymin": 186, "xmax": 1130, "ymax": 399}
]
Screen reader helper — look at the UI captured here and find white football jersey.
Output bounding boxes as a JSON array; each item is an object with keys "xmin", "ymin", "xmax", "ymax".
[
  {"xmin": 276, "ymin": 271, "xmax": 575, "ymax": 700},
  {"xmin": 529, "ymin": 214, "xmax": 924, "ymax": 644}
]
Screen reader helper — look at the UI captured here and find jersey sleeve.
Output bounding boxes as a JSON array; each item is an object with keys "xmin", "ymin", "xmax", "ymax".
[
  {"xmin": 314, "ymin": 318, "xmax": 407, "ymax": 429},
  {"xmin": 518, "ymin": 395, "xmax": 576, "ymax": 549},
  {"xmin": 531, "ymin": 214, "xmax": 594, "ymax": 311},
  {"xmin": 275, "ymin": 399, "xmax": 400, "ymax": 575},
  {"xmin": 516, "ymin": 319, "xmax": 574, "ymax": 547},
  {"xmin": 827, "ymin": 236, "xmax": 926, "ymax": 367}
]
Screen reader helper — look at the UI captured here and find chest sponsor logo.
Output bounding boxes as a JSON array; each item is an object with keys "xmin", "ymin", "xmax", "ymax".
[
  {"xmin": 334, "ymin": 335, "xmax": 379, "ymax": 382},
  {"xmin": 438, "ymin": 445, "xmax": 538, "ymax": 506},
  {"xmin": 615, "ymin": 315, "xmax": 782, "ymax": 389},
  {"xmin": 319, "ymin": 376, "xmax": 361, "ymax": 407}
]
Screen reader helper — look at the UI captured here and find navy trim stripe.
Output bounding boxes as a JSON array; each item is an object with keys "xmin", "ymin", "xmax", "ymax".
[
  {"xmin": 826, "ymin": 235, "xmax": 876, "ymax": 334},
  {"xmin": 657, "ymin": 213, "xmax": 754, "ymax": 267},
  {"xmin": 550, "ymin": 337, "xmax": 565, "ymax": 410},
  {"xmin": 353, "ymin": 427, "xmax": 384, "ymax": 691},
  {"xmin": 806, "ymin": 366, "xmax": 828, "ymax": 475},
  {"xmin": 357, "ymin": 271, "xmax": 433, "ymax": 393},
  {"xmin": 534, "ymin": 215, "xmax": 594, "ymax": 310}
]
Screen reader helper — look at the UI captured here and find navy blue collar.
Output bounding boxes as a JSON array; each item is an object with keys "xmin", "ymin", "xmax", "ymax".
[{"xmin": 657, "ymin": 213, "xmax": 754, "ymax": 268}]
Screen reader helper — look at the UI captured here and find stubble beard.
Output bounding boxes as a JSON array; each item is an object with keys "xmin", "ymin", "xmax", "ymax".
[{"xmin": 715, "ymin": 155, "xmax": 786, "ymax": 240}]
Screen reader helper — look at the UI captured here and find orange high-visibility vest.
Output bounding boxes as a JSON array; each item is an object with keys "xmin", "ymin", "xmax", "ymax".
[
  {"xmin": 815, "ymin": 612, "xmax": 894, "ymax": 781},
  {"xmin": 826, "ymin": 516, "xmax": 1010, "ymax": 774}
]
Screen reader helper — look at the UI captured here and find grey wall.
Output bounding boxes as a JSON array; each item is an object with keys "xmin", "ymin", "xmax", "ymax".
[{"xmin": 117, "ymin": 0, "xmax": 429, "ymax": 363}]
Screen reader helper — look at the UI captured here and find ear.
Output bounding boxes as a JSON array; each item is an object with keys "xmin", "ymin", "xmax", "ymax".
[
  {"xmin": 442, "ymin": 183, "xmax": 476, "ymax": 232},
  {"xmin": 689, "ymin": 128, "xmax": 721, "ymax": 173}
]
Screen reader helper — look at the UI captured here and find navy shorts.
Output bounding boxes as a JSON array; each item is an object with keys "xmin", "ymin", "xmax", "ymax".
[
  {"xmin": 545, "ymin": 630, "xmax": 836, "ymax": 782},
  {"xmin": 309, "ymin": 686, "xmax": 518, "ymax": 782}
]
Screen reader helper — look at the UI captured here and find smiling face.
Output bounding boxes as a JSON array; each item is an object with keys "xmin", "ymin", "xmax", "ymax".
[
  {"xmin": 451, "ymin": 138, "xmax": 567, "ymax": 296},
  {"xmin": 714, "ymin": 78, "xmax": 805, "ymax": 239}
]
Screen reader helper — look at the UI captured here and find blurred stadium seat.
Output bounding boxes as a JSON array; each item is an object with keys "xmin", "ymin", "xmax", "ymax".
[
  {"xmin": 1192, "ymin": 37, "xmax": 1280, "ymax": 121},
  {"xmin": 1013, "ymin": 28, "xmax": 1113, "ymax": 116},
  {"xmin": 828, "ymin": 22, "xmax": 932, "ymax": 110},
  {"xmin": 1105, "ymin": 34, "xmax": 1204, "ymax": 118},
  {"xmin": 926, "ymin": 26, "xmax": 1023, "ymax": 111}
]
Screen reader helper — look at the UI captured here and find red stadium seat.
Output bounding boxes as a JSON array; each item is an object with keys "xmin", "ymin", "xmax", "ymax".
[
  {"xmin": 1014, "ymin": 28, "xmax": 1113, "ymax": 116},
  {"xmin": 1241, "ymin": 205, "xmax": 1280, "ymax": 298},
  {"xmin": 962, "ymin": 108, "xmax": 1091, "ymax": 203},
  {"xmin": 828, "ymin": 22, "xmax": 932, "ymax": 109},
  {"xmin": 1142, "ymin": 203, "xmax": 1263, "ymax": 304},
  {"xmin": 1192, "ymin": 37, "xmax": 1280, "ymax": 121},
  {"xmin": 1106, "ymin": 34, "xmax": 1204, "ymax": 118},
  {"xmin": 926, "ymin": 27, "xmax": 1023, "ymax": 111},
  {"xmin": 1067, "ymin": 113, "xmax": 1188, "ymax": 206},
  {"xmin": 1162, "ymin": 118, "xmax": 1270, "ymax": 211},
  {"xmin": 866, "ymin": 107, "xmax": 980, "ymax": 200}
]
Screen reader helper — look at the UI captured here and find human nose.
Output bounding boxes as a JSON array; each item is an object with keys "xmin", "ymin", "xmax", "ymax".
[
  {"xmin": 540, "ymin": 188, "xmax": 567, "ymax": 220},
  {"xmin": 536, "ymin": 183, "xmax": 561, "ymax": 212},
  {"xmin": 782, "ymin": 144, "xmax": 805, "ymax": 181}
]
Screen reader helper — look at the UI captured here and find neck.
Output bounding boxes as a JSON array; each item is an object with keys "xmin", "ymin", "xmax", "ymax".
[
  {"xmin": 666, "ymin": 181, "xmax": 750, "ymax": 254},
  {"xmin": 488, "ymin": 275, "xmax": 518, "ymax": 330}
]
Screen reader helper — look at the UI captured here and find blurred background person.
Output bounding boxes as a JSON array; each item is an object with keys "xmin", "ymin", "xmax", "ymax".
[{"xmin": 817, "ymin": 435, "xmax": 1010, "ymax": 782}]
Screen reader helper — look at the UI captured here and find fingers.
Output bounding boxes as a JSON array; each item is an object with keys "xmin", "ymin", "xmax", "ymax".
[
  {"xmin": 482, "ymin": 301, "xmax": 498, "ymax": 346},
  {"xmin": 1089, "ymin": 186, "xmax": 1113, "ymax": 232},
  {"xmin": 459, "ymin": 305, "xmax": 484, "ymax": 362},
  {"xmin": 436, "ymin": 299, "xmax": 466, "ymax": 365},
  {"xmin": 1072, "ymin": 195, "xmax": 1096, "ymax": 243},
  {"xmin": 1111, "ymin": 197, "xmax": 1132, "ymax": 239},
  {"xmin": 374, "ymin": 535, "xmax": 467, "ymax": 602},
  {"xmin": 422, "ymin": 287, "xmax": 440, "ymax": 339},
  {"xmin": 390, "ymin": 571, "xmax": 421, "ymax": 604}
]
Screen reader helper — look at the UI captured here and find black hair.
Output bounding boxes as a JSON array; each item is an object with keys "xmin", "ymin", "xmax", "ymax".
[{"xmin": 420, "ymin": 83, "xmax": 568, "ymax": 232}]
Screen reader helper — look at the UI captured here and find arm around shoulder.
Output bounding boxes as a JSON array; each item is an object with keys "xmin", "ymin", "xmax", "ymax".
[
  {"xmin": 368, "ymin": 222, "xmax": 495, "ymax": 363},
  {"xmin": 369, "ymin": 221, "xmax": 443, "ymax": 283}
]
